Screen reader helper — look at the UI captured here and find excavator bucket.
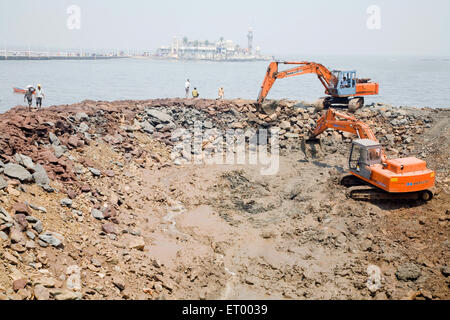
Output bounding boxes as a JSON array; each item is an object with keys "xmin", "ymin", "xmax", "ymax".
[{"xmin": 302, "ymin": 137, "xmax": 322, "ymax": 159}]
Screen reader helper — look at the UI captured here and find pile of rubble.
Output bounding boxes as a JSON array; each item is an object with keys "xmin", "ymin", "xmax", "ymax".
[
  {"xmin": 1, "ymin": 98, "xmax": 437, "ymax": 190},
  {"xmin": 130, "ymin": 99, "xmax": 440, "ymax": 162},
  {"xmin": 0, "ymin": 98, "xmax": 447, "ymax": 300}
]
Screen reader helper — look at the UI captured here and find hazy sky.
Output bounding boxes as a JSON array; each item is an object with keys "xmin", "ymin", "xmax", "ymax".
[{"xmin": 1, "ymin": 0, "xmax": 449, "ymax": 56}]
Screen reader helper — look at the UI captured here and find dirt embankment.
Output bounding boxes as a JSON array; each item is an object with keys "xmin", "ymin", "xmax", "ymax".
[{"xmin": 0, "ymin": 98, "xmax": 448, "ymax": 300}]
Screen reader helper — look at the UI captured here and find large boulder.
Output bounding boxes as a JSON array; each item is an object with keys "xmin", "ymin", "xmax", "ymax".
[
  {"xmin": 102, "ymin": 223, "xmax": 118, "ymax": 235},
  {"xmin": 60, "ymin": 198, "xmax": 73, "ymax": 207},
  {"xmin": 15, "ymin": 154, "xmax": 35, "ymax": 171},
  {"xmin": 33, "ymin": 164, "xmax": 50, "ymax": 188},
  {"xmin": 128, "ymin": 237, "xmax": 145, "ymax": 251},
  {"xmin": 32, "ymin": 220, "xmax": 43, "ymax": 234},
  {"xmin": 139, "ymin": 121, "xmax": 155, "ymax": 134},
  {"xmin": 396, "ymin": 263, "xmax": 421, "ymax": 281},
  {"xmin": 88, "ymin": 167, "xmax": 102, "ymax": 177},
  {"xmin": 38, "ymin": 232, "xmax": 63, "ymax": 248},
  {"xmin": 91, "ymin": 209, "xmax": 104, "ymax": 220},
  {"xmin": 75, "ymin": 112, "xmax": 89, "ymax": 121},
  {"xmin": 3, "ymin": 163, "xmax": 33, "ymax": 182},
  {"xmin": 78, "ymin": 122, "xmax": 89, "ymax": 133},
  {"xmin": 52, "ymin": 145, "xmax": 65, "ymax": 158},
  {"xmin": 34, "ymin": 285, "xmax": 50, "ymax": 300},
  {"xmin": 441, "ymin": 266, "xmax": 450, "ymax": 277},
  {"xmin": 13, "ymin": 202, "xmax": 32, "ymax": 215},
  {"xmin": 145, "ymin": 109, "xmax": 174, "ymax": 124},
  {"xmin": 0, "ymin": 207, "xmax": 13, "ymax": 223},
  {"xmin": 49, "ymin": 132, "xmax": 60, "ymax": 146},
  {"xmin": 0, "ymin": 176, "xmax": 7, "ymax": 190}
]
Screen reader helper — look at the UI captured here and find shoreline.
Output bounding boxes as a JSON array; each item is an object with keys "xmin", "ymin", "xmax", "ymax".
[
  {"xmin": 2, "ymin": 98, "xmax": 449, "ymax": 117},
  {"xmin": 0, "ymin": 55, "xmax": 270, "ymax": 62},
  {"xmin": 0, "ymin": 56, "xmax": 129, "ymax": 61}
]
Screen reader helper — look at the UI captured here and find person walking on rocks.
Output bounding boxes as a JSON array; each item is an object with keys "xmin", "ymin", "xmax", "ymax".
[
  {"xmin": 24, "ymin": 85, "xmax": 35, "ymax": 110},
  {"xmin": 185, "ymin": 79, "xmax": 191, "ymax": 98},
  {"xmin": 36, "ymin": 84, "xmax": 45, "ymax": 109},
  {"xmin": 218, "ymin": 87, "xmax": 224, "ymax": 100}
]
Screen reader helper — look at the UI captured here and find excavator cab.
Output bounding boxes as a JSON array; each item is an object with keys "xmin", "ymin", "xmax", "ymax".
[
  {"xmin": 348, "ymin": 139, "xmax": 382, "ymax": 180},
  {"xmin": 330, "ymin": 70, "xmax": 357, "ymax": 96}
]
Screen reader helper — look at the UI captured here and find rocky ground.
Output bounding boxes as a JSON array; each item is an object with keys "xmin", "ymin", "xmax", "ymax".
[{"xmin": 0, "ymin": 98, "xmax": 448, "ymax": 300}]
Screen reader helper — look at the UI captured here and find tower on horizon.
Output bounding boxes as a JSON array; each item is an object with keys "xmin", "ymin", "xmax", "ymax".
[{"xmin": 247, "ymin": 28, "xmax": 253, "ymax": 55}]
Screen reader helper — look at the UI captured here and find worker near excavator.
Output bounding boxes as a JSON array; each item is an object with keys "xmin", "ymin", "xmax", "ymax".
[
  {"xmin": 192, "ymin": 87, "xmax": 199, "ymax": 99},
  {"xmin": 185, "ymin": 79, "xmax": 190, "ymax": 98},
  {"xmin": 24, "ymin": 86, "xmax": 34, "ymax": 110},
  {"xmin": 36, "ymin": 84, "xmax": 45, "ymax": 109}
]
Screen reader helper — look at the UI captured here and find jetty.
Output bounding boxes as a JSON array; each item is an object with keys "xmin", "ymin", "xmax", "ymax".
[{"xmin": 0, "ymin": 49, "xmax": 130, "ymax": 61}]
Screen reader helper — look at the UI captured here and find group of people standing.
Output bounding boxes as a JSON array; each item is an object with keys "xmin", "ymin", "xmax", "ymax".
[
  {"xmin": 184, "ymin": 79, "xmax": 224, "ymax": 100},
  {"xmin": 24, "ymin": 84, "xmax": 45, "ymax": 110}
]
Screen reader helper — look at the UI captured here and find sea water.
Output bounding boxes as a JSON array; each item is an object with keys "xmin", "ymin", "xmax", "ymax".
[{"xmin": 0, "ymin": 55, "xmax": 449, "ymax": 113}]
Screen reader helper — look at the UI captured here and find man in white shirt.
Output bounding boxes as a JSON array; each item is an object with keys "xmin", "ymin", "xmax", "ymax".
[
  {"xmin": 185, "ymin": 79, "xmax": 190, "ymax": 98},
  {"xmin": 218, "ymin": 87, "xmax": 224, "ymax": 100},
  {"xmin": 36, "ymin": 84, "xmax": 45, "ymax": 109}
]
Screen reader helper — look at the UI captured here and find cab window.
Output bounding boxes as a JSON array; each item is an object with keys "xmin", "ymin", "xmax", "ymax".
[
  {"xmin": 351, "ymin": 145, "xmax": 361, "ymax": 161},
  {"xmin": 349, "ymin": 144, "xmax": 361, "ymax": 169},
  {"xmin": 368, "ymin": 148, "xmax": 381, "ymax": 161}
]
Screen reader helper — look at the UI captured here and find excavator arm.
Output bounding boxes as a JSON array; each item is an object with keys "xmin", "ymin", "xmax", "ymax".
[
  {"xmin": 256, "ymin": 61, "xmax": 337, "ymax": 104},
  {"xmin": 310, "ymin": 108, "xmax": 377, "ymax": 140},
  {"xmin": 309, "ymin": 108, "xmax": 387, "ymax": 162}
]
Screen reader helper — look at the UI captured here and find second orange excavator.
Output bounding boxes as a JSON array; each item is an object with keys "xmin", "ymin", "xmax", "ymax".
[
  {"xmin": 257, "ymin": 61, "xmax": 379, "ymax": 112},
  {"xmin": 305, "ymin": 108, "xmax": 435, "ymax": 201}
]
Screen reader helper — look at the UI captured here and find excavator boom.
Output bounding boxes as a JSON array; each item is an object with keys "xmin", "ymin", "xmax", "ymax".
[
  {"xmin": 308, "ymin": 108, "xmax": 386, "ymax": 162},
  {"xmin": 257, "ymin": 61, "xmax": 336, "ymax": 104},
  {"xmin": 311, "ymin": 108, "xmax": 377, "ymax": 141}
]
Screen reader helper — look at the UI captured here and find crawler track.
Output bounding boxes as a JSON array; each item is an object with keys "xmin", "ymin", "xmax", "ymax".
[{"xmin": 340, "ymin": 174, "xmax": 433, "ymax": 201}]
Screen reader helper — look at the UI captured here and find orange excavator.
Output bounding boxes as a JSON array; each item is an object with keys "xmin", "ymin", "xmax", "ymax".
[
  {"xmin": 306, "ymin": 108, "xmax": 435, "ymax": 201},
  {"xmin": 257, "ymin": 61, "xmax": 379, "ymax": 112}
]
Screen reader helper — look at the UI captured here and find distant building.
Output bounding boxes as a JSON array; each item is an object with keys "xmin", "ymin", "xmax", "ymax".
[{"xmin": 154, "ymin": 29, "xmax": 272, "ymax": 61}]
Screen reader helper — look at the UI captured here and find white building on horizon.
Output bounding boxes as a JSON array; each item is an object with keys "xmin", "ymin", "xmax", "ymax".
[{"xmin": 155, "ymin": 30, "xmax": 270, "ymax": 61}]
